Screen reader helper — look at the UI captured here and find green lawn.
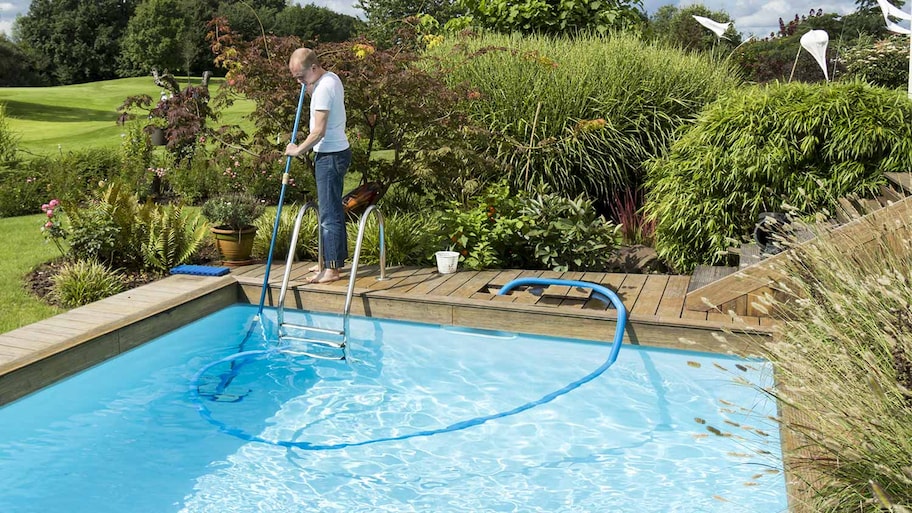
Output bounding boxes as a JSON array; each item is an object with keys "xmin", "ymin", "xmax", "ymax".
[
  {"xmin": 0, "ymin": 76, "xmax": 254, "ymax": 155},
  {"xmin": 0, "ymin": 214, "xmax": 64, "ymax": 333}
]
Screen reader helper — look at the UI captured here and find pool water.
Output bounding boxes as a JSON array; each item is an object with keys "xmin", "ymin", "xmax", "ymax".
[{"xmin": 0, "ymin": 304, "xmax": 786, "ymax": 513}]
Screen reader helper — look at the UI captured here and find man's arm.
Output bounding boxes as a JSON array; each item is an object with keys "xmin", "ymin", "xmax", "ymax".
[{"xmin": 285, "ymin": 109, "xmax": 328, "ymax": 156}]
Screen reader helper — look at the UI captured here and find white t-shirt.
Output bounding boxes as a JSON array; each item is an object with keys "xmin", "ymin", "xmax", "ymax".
[{"xmin": 310, "ymin": 71, "xmax": 349, "ymax": 153}]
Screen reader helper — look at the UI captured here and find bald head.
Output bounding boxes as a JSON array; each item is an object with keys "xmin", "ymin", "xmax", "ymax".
[{"xmin": 289, "ymin": 48, "xmax": 319, "ymax": 76}]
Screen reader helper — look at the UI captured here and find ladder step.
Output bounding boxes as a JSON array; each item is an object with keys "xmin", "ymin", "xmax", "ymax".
[
  {"xmin": 280, "ymin": 323, "xmax": 344, "ymax": 336},
  {"xmin": 279, "ymin": 335, "xmax": 345, "ymax": 348},
  {"xmin": 279, "ymin": 348, "xmax": 345, "ymax": 360}
]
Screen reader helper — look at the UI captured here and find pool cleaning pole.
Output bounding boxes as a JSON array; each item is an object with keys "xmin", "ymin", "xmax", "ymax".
[{"xmin": 257, "ymin": 83, "xmax": 307, "ymax": 318}]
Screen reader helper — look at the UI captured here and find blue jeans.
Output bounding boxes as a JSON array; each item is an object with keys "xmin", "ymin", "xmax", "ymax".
[{"xmin": 314, "ymin": 148, "xmax": 351, "ymax": 269}]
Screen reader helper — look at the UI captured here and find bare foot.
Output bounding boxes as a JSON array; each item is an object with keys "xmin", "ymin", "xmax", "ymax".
[
  {"xmin": 309, "ymin": 269, "xmax": 341, "ymax": 284},
  {"xmin": 307, "ymin": 264, "xmax": 321, "ymax": 273}
]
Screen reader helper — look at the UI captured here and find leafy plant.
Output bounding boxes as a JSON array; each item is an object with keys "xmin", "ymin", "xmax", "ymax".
[
  {"xmin": 40, "ymin": 199, "xmax": 67, "ymax": 256},
  {"xmin": 0, "ymin": 103, "xmax": 18, "ymax": 165},
  {"xmin": 0, "ymin": 167, "xmax": 46, "ymax": 218},
  {"xmin": 521, "ymin": 189, "xmax": 621, "ymax": 271},
  {"xmin": 141, "ymin": 204, "xmax": 209, "ymax": 272},
  {"xmin": 252, "ymin": 204, "xmax": 319, "ymax": 261},
  {"xmin": 645, "ymin": 80, "xmax": 912, "ymax": 272},
  {"xmin": 843, "ymin": 34, "xmax": 910, "ymax": 90},
  {"xmin": 51, "ymin": 259, "xmax": 125, "ymax": 308},
  {"xmin": 202, "ymin": 192, "xmax": 266, "ymax": 230},
  {"xmin": 457, "ymin": 0, "xmax": 643, "ymax": 35}
]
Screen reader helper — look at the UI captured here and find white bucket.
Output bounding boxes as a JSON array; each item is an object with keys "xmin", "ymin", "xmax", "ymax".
[{"xmin": 435, "ymin": 251, "xmax": 460, "ymax": 274}]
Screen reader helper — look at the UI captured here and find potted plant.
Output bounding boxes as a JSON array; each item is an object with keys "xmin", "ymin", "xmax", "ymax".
[{"xmin": 202, "ymin": 193, "xmax": 265, "ymax": 265}]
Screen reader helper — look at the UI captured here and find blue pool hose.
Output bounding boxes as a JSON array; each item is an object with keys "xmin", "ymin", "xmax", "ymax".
[
  {"xmin": 256, "ymin": 83, "xmax": 308, "ymax": 318},
  {"xmin": 193, "ymin": 279, "xmax": 628, "ymax": 451}
]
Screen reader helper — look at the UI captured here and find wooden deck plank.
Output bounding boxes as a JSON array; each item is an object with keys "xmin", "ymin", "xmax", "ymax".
[
  {"xmin": 655, "ymin": 275, "xmax": 690, "ymax": 319},
  {"xmin": 630, "ymin": 275, "xmax": 669, "ymax": 317},
  {"xmin": 366, "ymin": 266, "xmax": 421, "ymax": 291},
  {"xmin": 507, "ymin": 270, "xmax": 547, "ymax": 305},
  {"xmin": 451, "ymin": 270, "xmax": 501, "ymax": 299},
  {"xmin": 615, "ymin": 274, "xmax": 648, "ymax": 309},
  {"xmin": 535, "ymin": 270, "xmax": 568, "ymax": 308},
  {"xmin": 681, "ymin": 308, "xmax": 708, "ymax": 321},
  {"xmin": 402, "ymin": 270, "xmax": 464, "ymax": 296},
  {"xmin": 374, "ymin": 267, "xmax": 439, "ymax": 294},
  {"xmin": 582, "ymin": 273, "xmax": 626, "ymax": 311},
  {"xmin": 427, "ymin": 271, "xmax": 480, "ymax": 297}
]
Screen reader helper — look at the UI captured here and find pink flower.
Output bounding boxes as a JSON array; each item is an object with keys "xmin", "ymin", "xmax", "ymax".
[
  {"xmin": 49, "ymin": 199, "xmax": 59, "ymax": 208},
  {"xmin": 46, "ymin": 209, "xmax": 54, "ymax": 218},
  {"xmin": 45, "ymin": 221, "xmax": 53, "ymax": 229}
]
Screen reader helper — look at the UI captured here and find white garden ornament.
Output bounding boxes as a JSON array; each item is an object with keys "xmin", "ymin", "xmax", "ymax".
[
  {"xmin": 800, "ymin": 30, "xmax": 830, "ymax": 81},
  {"xmin": 692, "ymin": 15, "xmax": 730, "ymax": 39}
]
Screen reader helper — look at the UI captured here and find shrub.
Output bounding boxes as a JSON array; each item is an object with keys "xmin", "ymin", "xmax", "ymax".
[
  {"xmin": 757, "ymin": 219, "xmax": 912, "ymax": 510},
  {"xmin": 0, "ymin": 103, "xmax": 18, "ymax": 165},
  {"xmin": 843, "ymin": 34, "xmax": 909, "ymax": 90},
  {"xmin": 51, "ymin": 259, "xmax": 125, "ymax": 308},
  {"xmin": 645, "ymin": 80, "xmax": 912, "ymax": 272},
  {"xmin": 429, "ymin": 31, "xmax": 741, "ymax": 204},
  {"xmin": 0, "ymin": 167, "xmax": 47, "ymax": 218},
  {"xmin": 44, "ymin": 148, "xmax": 122, "ymax": 205},
  {"xmin": 521, "ymin": 189, "xmax": 621, "ymax": 271},
  {"xmin": 66, "ymin": 181, "xmax": 155, "ymax": 269},
  {"xmin": 141, "ymin": 204, "xmax": 209, "ymax": 272}
]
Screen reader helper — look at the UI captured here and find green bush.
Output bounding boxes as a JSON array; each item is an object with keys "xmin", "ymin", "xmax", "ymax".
[
  {"xmin": 645, "ymin": 80, "xmax": 912, "ymax": 272},
  {"xmin": 429, "ymin": 31, "xmax": 741, "ymax": 203},
  {"xmin": 66, "ymin": 181, "xmax": 155, "ymax": 269},
  {"xmin": 168, "ymin": 154, "xmax": 222, "ymax": 205},
  {"xmin": 521, "ymin": 189, "xmax": 621, "ymax": 271},
  {"xmin": 42, "ymin": 148, "xmax": 122, "ymax": 206},
  {"xmin": 0, "ymin": 103, "xmax": 18, "ymax": 165},
  {"xmin": 51, "ymin": 259, "xmax": 124, "ymax": 308},
  {"xmin": 843, "ymin": 34, "xmax": 909, "ymax": 90},
  {"xmin": 141, "ymin": 204, "xmax": 209, "ymax": 272},
  {"xmin": 0, "ymin": 167, "xmax": 47, "ymax": 218},
  {"xmin": 758, "ymin": 221, "xmax": 912, "ymax": 510}
]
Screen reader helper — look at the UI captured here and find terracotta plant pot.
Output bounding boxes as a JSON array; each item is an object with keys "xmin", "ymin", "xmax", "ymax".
[
  {"xmin": 211, "ymin": 225, "xmax": 257, "ymax": 265},
  {"xmin": 149, "ymin": 126, "xmax": 166, "ymax": 146}
]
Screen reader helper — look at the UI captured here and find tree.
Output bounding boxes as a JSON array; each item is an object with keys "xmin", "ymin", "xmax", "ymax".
[
  {"xmin": 458, "ymin": 0, "xmax": 644, "ymax": 35},
  {"xmin": 357, "ymin": 0, "xmax": 460, "ymax": 46},
  {"xmin": 14, "ymin": 0, "xmax": 136, "ymax": 84},
  {"xmin": 0, "ymin": 34, "xmax": 45, "ymax": 86},
  {"xmin": 120, "ymin": 0, "xmax": 190, "ymax": 75},
  {"xmin": 647, "ymin": 5, "xmax": 741, "ymax": 53},
  {"xmin": 273, "ymin": 4, "xmax": 364, "ymax": 42}
]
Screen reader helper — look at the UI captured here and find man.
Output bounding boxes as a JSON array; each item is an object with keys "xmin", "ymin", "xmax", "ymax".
[{"xmin": 285, "ymin": 47, "xmax": 351, "ymax": 284}]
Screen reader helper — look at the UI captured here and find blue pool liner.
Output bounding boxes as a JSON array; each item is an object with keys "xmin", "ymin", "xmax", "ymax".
[{"xmin": 170, "ymin": 265, "xmax": 230, "ymax": 277}]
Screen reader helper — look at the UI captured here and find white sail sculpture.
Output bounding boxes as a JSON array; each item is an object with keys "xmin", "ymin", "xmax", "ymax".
[
  {"xmin": 800, "ymin": 30, "xmax": 830, "ymax": 81},
  {"xmin": 692, "ymin": 15, "xmax": 731, "ymax": 40}
]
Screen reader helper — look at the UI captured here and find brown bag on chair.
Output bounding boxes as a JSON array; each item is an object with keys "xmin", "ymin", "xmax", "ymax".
[{"xmin": 342, "ymin": 181, "xmax": 385, "ymax": 216}]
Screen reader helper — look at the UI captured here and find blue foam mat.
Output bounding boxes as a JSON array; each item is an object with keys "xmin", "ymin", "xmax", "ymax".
[{"xmin": 170, "ymin": 264, "xmax": 230, "ymax": 277}]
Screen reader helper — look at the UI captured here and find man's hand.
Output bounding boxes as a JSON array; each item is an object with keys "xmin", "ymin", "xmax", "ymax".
[{"xmin": 284, "ymin": 143, "xmax": 300, "ymax": 157}]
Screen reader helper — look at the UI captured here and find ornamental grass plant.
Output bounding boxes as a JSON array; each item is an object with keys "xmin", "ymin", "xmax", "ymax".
[
  {"xmin": 759, "ymin": 216, "xmax": 912, "ymax": 511},
  {"xmin": 428, "ymin": 31, "xmax": 741, "ymax": 203}
]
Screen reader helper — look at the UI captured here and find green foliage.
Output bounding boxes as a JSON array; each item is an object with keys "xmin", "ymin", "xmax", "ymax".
[
  {"xmin": 40, "ymin": 148, "xmax": 123, "ymax": 206},
  {"xmin": 252, "ymin": 204, "xmax": 319, "ymax": 261},
  {"xmin": 439, "ymin": 181, "xmax": 527, "ymax": 270},
  {"xmin": 645, "ymin": 80, "xmax": 912, "ymax": 272},
  {"xmin": 357, "ymin": 0, "xmax": 460, "ymax": 47},
  {"xmin": 66, "ymin": 181, "xmax": 155, "ymax": 268},
  {"xmin": 51, "ymin": 259, "xmax": 125, "ymax": 308},
  {"xmin": 458, "ymin": 0, "xmax": 643, "ymax": 35},
  {"xmin": 201, "ymin": 192, "xmax": 265, "ymax": 229},
  {"xmin": 0, "ymin": 168, "xmax": 47, "ymax": 218},
  {"xmin": 14, "ymin": 0, "xmax": 135, "ymax": 85},
  {"xmin": 0, "ymin": 104, "xmax": 19, "ymax": 166},
  {"xmin": 843, "ymin": 35, "xmax": 910, "ymax": 89},
  {"xmin": 430, "ymin": 31, "xmax": 741, "ymax": 203},
  {"xmin": 0, "ymin": 34, "xmax": 45, "ymax": 86},
  {"xmin": 521, "ymin": 189, "xmax": 621, "ymax": 271},
  {"xmin": 759, "ymin": 221, "xmax": 912, "ymax": 511},
  {"xmin": 273, "ymin": 3, "xmax": 363, "ymax": 42},
  {"xmin": 119, "ymin": 0, "xmax": 189, "ymax": 75},
  {"xmin": 350, "ymin": 211, "xmax": 442, "ymax": 266},
  {"xmin": 141, "ymin": 204, "xmax": 209, "ymax": 271},
  {"xmin": 647, "ymin": 4, "xmax": 741, "ymax": 53}
]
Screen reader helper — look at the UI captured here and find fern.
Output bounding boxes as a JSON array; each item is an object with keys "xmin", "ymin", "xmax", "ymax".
[{"xmin": 142, "ymin": 204, "xmax": 208, "ymax": 272}]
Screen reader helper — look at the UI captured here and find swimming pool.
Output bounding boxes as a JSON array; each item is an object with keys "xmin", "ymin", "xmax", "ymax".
[{"xmin": 0, "ymin": 304, "xmax": 786, "ymax": 512}]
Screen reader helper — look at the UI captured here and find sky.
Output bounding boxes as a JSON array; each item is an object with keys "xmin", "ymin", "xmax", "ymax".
[{"xmin": 0, "ymin": 1, "xmax": 877, "ymax": 40}]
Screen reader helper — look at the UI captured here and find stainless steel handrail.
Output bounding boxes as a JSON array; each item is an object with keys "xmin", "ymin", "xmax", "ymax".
[
  {"xmin": 343, "ymin": 204, "xmax": 387, "ymax": 319},
  {"xmin": 276, "ymin": 202, "xmax": 320, "ymax": 327}
]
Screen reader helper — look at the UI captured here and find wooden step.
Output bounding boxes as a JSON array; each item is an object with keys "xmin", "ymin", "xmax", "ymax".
[
  {"xmin": 687, "ymin": 265, "xmax": 737, "ymax": 293},
  {"xmin": 739, "ymin": 243, "xmax": 761, "ymax": 269},
  {"xmin": 885, "ymin": 172, "xmax": 912, "ymax": 194},
  {"xmin": 879, "ymin": 184, "xmax": 904, "ymax": 204}
]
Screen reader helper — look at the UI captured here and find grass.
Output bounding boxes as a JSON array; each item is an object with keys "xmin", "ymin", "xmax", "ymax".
[
  {"xmin": 0, "ymin": 76, "xmax": 254, "ymax": 155},
  {"xmin": 0, "ymin": 214, "xmax": 64, "ymax": 333}
]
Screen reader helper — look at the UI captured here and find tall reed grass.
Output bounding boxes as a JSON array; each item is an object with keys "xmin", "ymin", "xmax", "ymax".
[
  {"xmin": 761, "ymin": 215, "xmax": 912, "ymax": 511},
  {"xmin": 428, "ymin": 31, "xmax": 741, "ymax": 203}
]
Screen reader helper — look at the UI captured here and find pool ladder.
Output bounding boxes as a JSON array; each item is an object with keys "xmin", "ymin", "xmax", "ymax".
[{"xmin": 275, "ymin": 202, "xmax": 386, "ymax": 360}]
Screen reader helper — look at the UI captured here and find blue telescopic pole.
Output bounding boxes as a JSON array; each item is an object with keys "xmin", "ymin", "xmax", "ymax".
[{"xmin": 257, "ymin": 83, "xmax": 307, "ymax": 317}]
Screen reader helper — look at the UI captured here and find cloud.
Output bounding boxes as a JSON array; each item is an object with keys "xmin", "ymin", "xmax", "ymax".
[
  {"xmin": 0, "ymin": 19, "xmax": 11, "ymax": 36},
  {"xmin": 0, "ymin": 3, "xmax": 15, "ymax": 12}
]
